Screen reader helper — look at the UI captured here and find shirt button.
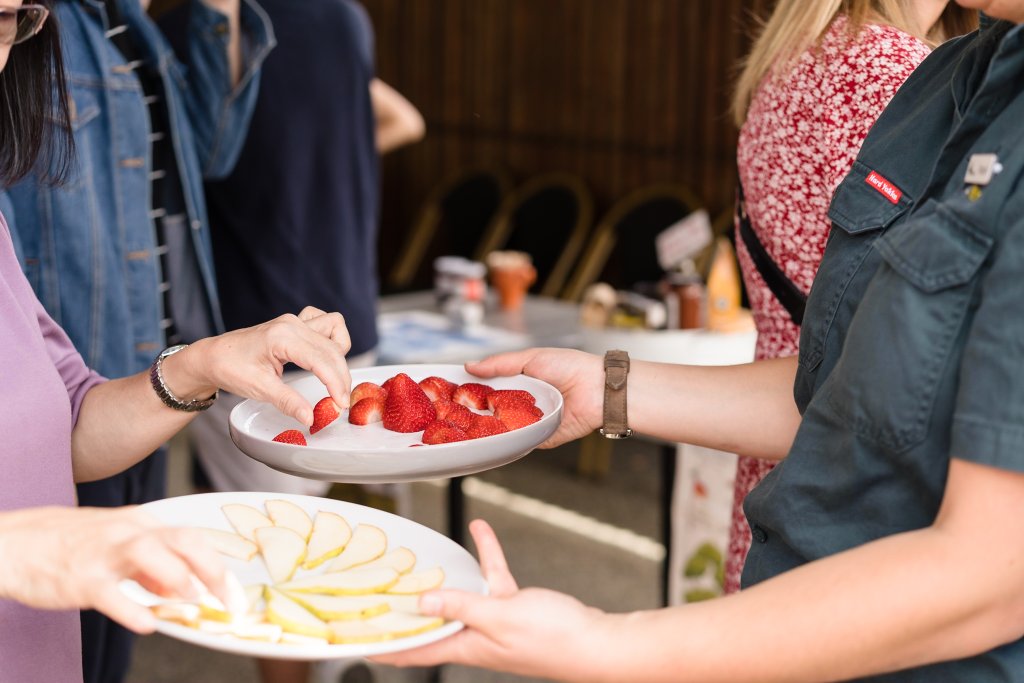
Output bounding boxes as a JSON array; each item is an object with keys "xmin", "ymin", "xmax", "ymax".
[{"xmin": 752, "ymin": 525, "xmax": 768, "ymax": 543}]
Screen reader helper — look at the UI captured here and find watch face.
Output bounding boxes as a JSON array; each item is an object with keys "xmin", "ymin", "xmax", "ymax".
[{"xmin": 162, "ymin": 344, "xmax": 189, "ymax": 358}]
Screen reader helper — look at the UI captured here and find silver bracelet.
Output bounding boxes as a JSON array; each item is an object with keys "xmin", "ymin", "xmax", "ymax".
[{"xmin": 149, "ymin": 344, "xmax": 217, "ymax": 412}]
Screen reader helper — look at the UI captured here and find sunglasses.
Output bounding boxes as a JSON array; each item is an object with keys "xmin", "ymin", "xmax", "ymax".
[{"xmin": 0, "ymin": 4, "xmax": 49, "ymax": 45}]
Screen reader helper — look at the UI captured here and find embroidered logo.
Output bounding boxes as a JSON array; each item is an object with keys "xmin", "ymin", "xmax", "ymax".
[{"xmin": 865, "ymin": 171, "xmax": 902, "ymax": 204}]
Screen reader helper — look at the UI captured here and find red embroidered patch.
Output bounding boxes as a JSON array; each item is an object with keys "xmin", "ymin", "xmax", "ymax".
[{"xmin": 865, "ymin": 171, "xmax": 902, "ymax": 204}]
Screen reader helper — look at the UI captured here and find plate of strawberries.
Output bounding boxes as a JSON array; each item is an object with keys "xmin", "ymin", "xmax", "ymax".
[{"xmin": 229, "ymin": 364, "xmax": 563, "ymax": 483}]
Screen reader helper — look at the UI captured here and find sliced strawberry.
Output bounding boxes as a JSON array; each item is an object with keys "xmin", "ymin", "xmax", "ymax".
[
  {"xmin": 310, "ymin": 397, "xmax": 341, "ymax": 434},
  {"xmin": 495, "ymin": 403, "xmax": 543, "ymax": 430},
  {"xmin": 348, "ymin": 397, "xmax": 385, "ymax": 425},
  {"xmin": 382, "ymin": 373, "xmax": 437, "ymax": 433},
  {"xmin": 351, "ymin": 382, "xmax": 387, "ymax": 405},
  {"xmin": 434, "ymin": 399, "xmax": 476, "ymax": 431},
  {"xmin": 272, "ymin": 430, "xmax": 307, "ymax": 446},
  {"xmin": 422, "ymin": 420, "xmax": 469, "ymax": 445},
  {"xmin": 452, "ymin": 383, "xmax": 494, "ymax": 410},
  {"xmin": 487, "ymin": 389, "xmax": 537, "ymax": 411},
  {"xmin": 419, "ymin": 376, "xmax": 457, "ymax": 402},
  {"xmin": 466, "ymin": 415, "xmax": 509, "ymax": 439}
]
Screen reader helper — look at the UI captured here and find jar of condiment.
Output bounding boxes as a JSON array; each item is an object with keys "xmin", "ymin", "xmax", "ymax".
[{"xmin": 666, "ymin": 264, "xmax": 706, "ymax": 330}]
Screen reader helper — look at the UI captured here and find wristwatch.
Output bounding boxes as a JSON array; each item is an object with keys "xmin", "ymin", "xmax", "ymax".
[
  {"xmin": 149, "ymin": 344, "xmax": 217, "ymax": 412},
  {"xmin": 599, "ymin": 350, "xmax": 633, "ymax": 439}
]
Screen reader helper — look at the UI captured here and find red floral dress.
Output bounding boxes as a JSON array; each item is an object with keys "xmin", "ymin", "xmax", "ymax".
[{"xmin": 726, "ymin": 16, "xmax": 930, "ymax": 594}]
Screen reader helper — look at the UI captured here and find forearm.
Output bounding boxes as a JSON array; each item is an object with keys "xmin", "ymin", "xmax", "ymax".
[
  {"xmin": 70, "ymin": 343, "xmax": 214, "ymax": 482},
  {"xmin": 595, "ymin": 529, "xmax": 1023, "ymax": 682},
  {"xmin": 628, "ymin": 356, "xmax": 801, "ymax": 460}
]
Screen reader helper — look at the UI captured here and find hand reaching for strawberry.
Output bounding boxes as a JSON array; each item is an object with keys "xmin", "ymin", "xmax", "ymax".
[
  {"xmin": 466, "ymin": 348, "xmax": 604, "ymax": 449},
  {"xmin": 165, "ymin": 307, "xmax": 352, "ymax": 428}
]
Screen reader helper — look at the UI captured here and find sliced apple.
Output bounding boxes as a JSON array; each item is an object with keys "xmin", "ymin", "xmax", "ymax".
[
  {"xmin": 356, "ymin": 547, "xmax": 416, "ymax": 575},
  {"xmin": 266, "ymin": 499, "xmax": 313, "ymax": 541},
  {"xmin": 197, "ymin": 619, "xmax": 233, "ymax": 635},
  {"xmin": 198, "ymin": 528, "xmax": 258, "ymax": 561},
  {"xmin": 327, "ymin": 524, "xmax": 387, "ymax": 572},
  {"xmin": 278, "ymin": 566, "xmax": 399, "ymax": 595},
  {"xmin": 230, "ymin": 622, "xmax": 283, "ymax": 642},
  {"xmin": 221, "ymin": 503, "xmax": 273, "ymax": 542},
  {"xmin": 303, "ymin": 511, "xmax": 352, "ymax": 570},
  {"xmin": 152, "ymin": 602, "xmax": 200, "ymax": 627},
  {"xmin": 280, "ymin": 632, "xmax": 330, "ymax": 646},
  {"xmin": 386, "ymin": 567, "xmax": 445, "ymax": 595},
  {"xmin": 255, "ymin": 526, "xmax": 307, "ymax": 583},
  {"xmin": 378, "ymin": 594, "xmax": 423, "ymax": 614},
  {"xmin": 264, "ymin": 588, "xmax": 330, "ymax": 640},
  {"xmin": 192, "ymin": 572, "xmax": 248, "ymax": 623},
  {"xmin": 243, "ymin": 584, "xmax": 265, "ymax": 613},
  {"xmin": 284, "ymin": 591, "xmax": 391, "ymax": 621},
  {"xmin": 328, "ymin": 612, "xmax": 445, "ymax": 644}
]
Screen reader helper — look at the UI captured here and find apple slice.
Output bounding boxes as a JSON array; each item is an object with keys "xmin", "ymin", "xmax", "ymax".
[
  {"xmin": 278, "ymin": 567, "xmax": 399, "ymax": 595},
  {"xmin": 387, "ymin": 567, "xmax": 445, "ymax": 595},
  {"xmin": 280, "ymin": 632, "xmax": 330, "ymax": 646},
  {"xmin": 255, "ymin": 526, "xmax": 307, "ymax": 583},
  {"xmin": 378, "ymin": 594, "xmax": 423, "ymax": 614},
  {"xmin": 230, "ymin": 622, "xmax": 283, "ymax": 642},
  {"xmin": 266, "ymin": 499, "xmax": 313, "ymax": 541},
  {"xmin": 221, "ymin": 503, "xmax": 273, "ymax": 543},
  {"xmin": 327, "ymin": 524, "xmax": 387, "ymax": 572},
  {"xmin": 328, "ymin": 611, "xmax": 445, "ymax": 644},
  {"xmin": 356, "ymin": 547, "xmax": 416, "ymax": 575},
  {"xmin": 152, "ymin": 602, "xmax": 200, "ymax": 627},
  {"xmin": 243, "ymin": 584, "xmax": 265, "ymax": 614},
  {"xmin": 196, "ymin": 619, "xmax": 233, "ymax": 635},
  {"xmin": 192, "ymin": 572, "xmax": 248, "ymax": 623},
  {"xmin": 265, "ymin": 588, "xmax": 330, "ymax": 640},
  {"xmin": 284, "ymin": 591, "xmax": 391, "ymax": 621},
  {"xmin": 198, "ymin": 528, "xmax": 258, "ymax": 561},
  {"xmin": 303, "ymin": 511, "xmax": 352, "ymax": 570}
]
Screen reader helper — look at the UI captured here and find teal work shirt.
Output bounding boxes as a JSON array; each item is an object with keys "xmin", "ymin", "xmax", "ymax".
[{"xmin": 743, "ymin": 19, "xmax": 1024, "ymax": 681}]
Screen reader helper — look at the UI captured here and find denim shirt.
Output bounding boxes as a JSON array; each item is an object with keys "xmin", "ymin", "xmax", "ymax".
[
  {"xmin": 3, "ymin": 0, "xmax": 274, "ymax": 379},
  {"xmin": 744, "ymin": 20, "xmax": 1024, "ymax": 681}
]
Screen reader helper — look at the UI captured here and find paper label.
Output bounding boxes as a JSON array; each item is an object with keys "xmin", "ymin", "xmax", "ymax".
[{"xmin": 656, "ymin": 209, "xmax": 713, "ymax": 271}]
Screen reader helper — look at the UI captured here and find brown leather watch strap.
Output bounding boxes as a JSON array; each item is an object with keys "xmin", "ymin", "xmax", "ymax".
[{"xmin": 600, "ymin": 350, "xmax": 632, "ymax": 439}]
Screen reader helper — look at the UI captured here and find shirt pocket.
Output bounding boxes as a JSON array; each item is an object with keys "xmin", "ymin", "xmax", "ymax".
[
  {"xmin": 822, "ymin": 199, "xmax": 993, "ymax": 452},
  {"xmin": 799, "ymin": 162, "xmax": 913, "ymax": 377}
]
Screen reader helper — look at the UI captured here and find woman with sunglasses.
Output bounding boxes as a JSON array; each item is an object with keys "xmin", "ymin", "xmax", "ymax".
[
  {"xmin": 380, "ymin": 3, "xmax": 1024, "ymax": 681},
  {"xmin": 0, "ymin": 5, "xmax": 353, "ymax": 682}
]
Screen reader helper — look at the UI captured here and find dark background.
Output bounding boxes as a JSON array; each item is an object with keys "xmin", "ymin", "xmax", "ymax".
[{"xmin": 151, "ymin": 0, "xmax": 771, "ymax": 286}]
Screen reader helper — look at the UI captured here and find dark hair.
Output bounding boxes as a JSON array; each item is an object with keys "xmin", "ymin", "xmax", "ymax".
[{"xmin": 0, "ymin": 0, "xmax": 74, "ymax": 186}]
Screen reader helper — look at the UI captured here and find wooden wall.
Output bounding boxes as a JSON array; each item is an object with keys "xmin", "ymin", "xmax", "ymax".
[{"xmin": 362, "ymin": 0, "xmax": 772, "ymax": 288}]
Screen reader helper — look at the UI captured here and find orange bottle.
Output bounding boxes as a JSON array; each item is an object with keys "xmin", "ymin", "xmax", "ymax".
[{"xmin": 706, "ymin": 237, "xmax": 742, "ymax": 332}]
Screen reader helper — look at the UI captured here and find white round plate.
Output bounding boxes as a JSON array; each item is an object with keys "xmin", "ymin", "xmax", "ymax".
[
  {"xmin": 121, "ymin": 491, "xmax": 487, "ymax": 661},
  {"xmin": 229, "ymin": 364, "xmax": 563, "ymax": 483}
]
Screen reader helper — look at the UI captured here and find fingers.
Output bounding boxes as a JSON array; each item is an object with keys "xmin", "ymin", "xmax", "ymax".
[
  {"xmin": 161, "ymin": 529, "xmax": 230, "ymax": 608},
  {"xmin": 266, "ymin": 318, "xmax": 351, "ymax": 412},
  {"xmin": 297, "ymin": 306, "xmax": 328, "ymax": 322},
  {"xmin": 92, "ymin": 585, "xmax": 158, "ymax": 634},
  {"xmin": 469, "ymin": 520, "xmax": 518, "ymax": 596},
  {"xmin": 266, "ymin": 382, "xmax": 316, "ymax": 426},
  {"xmin": 465, "ymin": 349, "xmax": 539, "ymax": 379}
]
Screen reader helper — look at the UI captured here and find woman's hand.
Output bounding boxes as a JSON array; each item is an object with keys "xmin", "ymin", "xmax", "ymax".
[
  {"xmin": 167, "ymin": 307, "xmax": 352, "ymax": 427},
  {"xmin": 374, "ymin": 520, "xmax": 609, "ymax": 681},
  {"xmin": 467, "ymin": 348, "xmax": 604, "ymax": 448},
  {"xmin": 0, "ymin": 506, "xmax": 229, "ymax": 634}
]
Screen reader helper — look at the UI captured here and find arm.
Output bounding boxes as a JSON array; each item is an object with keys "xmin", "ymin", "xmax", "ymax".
[
  {"xmin": 468, "ymin": 349, "xmax": 802, "ymax": 461},
  {"xmin": 379, "ymin": 458, "xmax": 1024, "ymax": 682},
  {"xmin": 71, "ymin": 308, "xmax": 351, "ymax": 483},
  {"xmin": 371, "ymin": 79, "xmax": 425, "ymax": 154}
]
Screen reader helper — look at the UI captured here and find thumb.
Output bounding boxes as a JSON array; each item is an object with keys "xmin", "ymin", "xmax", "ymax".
[
  {"xmin": 266, "ymin": 383, "xmax": 314, "ymax": 426},
  {"xmin": 417, "ymin": 589, "xmax": 493, "ymax": 626},
  {"xmin": 466, "ymin": 349, "xmax": 538, "ymax": 379}
]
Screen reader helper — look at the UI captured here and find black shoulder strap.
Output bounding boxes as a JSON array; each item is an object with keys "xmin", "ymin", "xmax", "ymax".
[{"xmin": 736, "ymin": 181, "xmax": 807, "ymax": 325}]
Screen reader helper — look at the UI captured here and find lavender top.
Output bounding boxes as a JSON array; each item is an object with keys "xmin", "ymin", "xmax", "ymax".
[{"xmin": 0, "ymin": 213, "xmax": 105, "ymax": 683}]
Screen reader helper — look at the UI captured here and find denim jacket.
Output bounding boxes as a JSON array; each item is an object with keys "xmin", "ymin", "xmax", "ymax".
[{"xmin": 3, "ymin": 0, "xmax": 274, "ymax": 379}]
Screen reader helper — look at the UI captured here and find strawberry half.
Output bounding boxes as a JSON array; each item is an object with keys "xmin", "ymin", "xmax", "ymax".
[
  {"xmin": 466, "ymin": 415, "xmax": 509, "ymax": 439},
  {"xmin": 419, "ymin": 376, "xmax": 457, "ymax": 402},
  {"xmin": 348, "ymin": 397, "xmax": 384, "ymax": 425},
  {"xmin": 310, "ymin": 397, "xmax": 341, "ymax": 434},
  {"xmin": 351, "ymin": 382, "xmax": 387, "ymax": 405},
  {"xmin": 422, "ymin": 420, "xmax": 469, "ymax": 445},
  {"xmin": 382, "ymin": 373, "xmax": 437, "ymax": 433},
  {"xmin": 487, "ymin": 389, "xmax": 537, "ymax": 411},
  {"xmin": 452, "ymin": 383, "xmax": 494, "ymax": 411},
  {"xmin": 272, "ymin": 430, "xmax": 307, "ymax": 446},
  {"xmin": 495, "ymin": 403, "xmax": 543, "ymax": 430},
  {"xmin": 434, "ymin": 399, "xmax": 476, "ymax": 431}
]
